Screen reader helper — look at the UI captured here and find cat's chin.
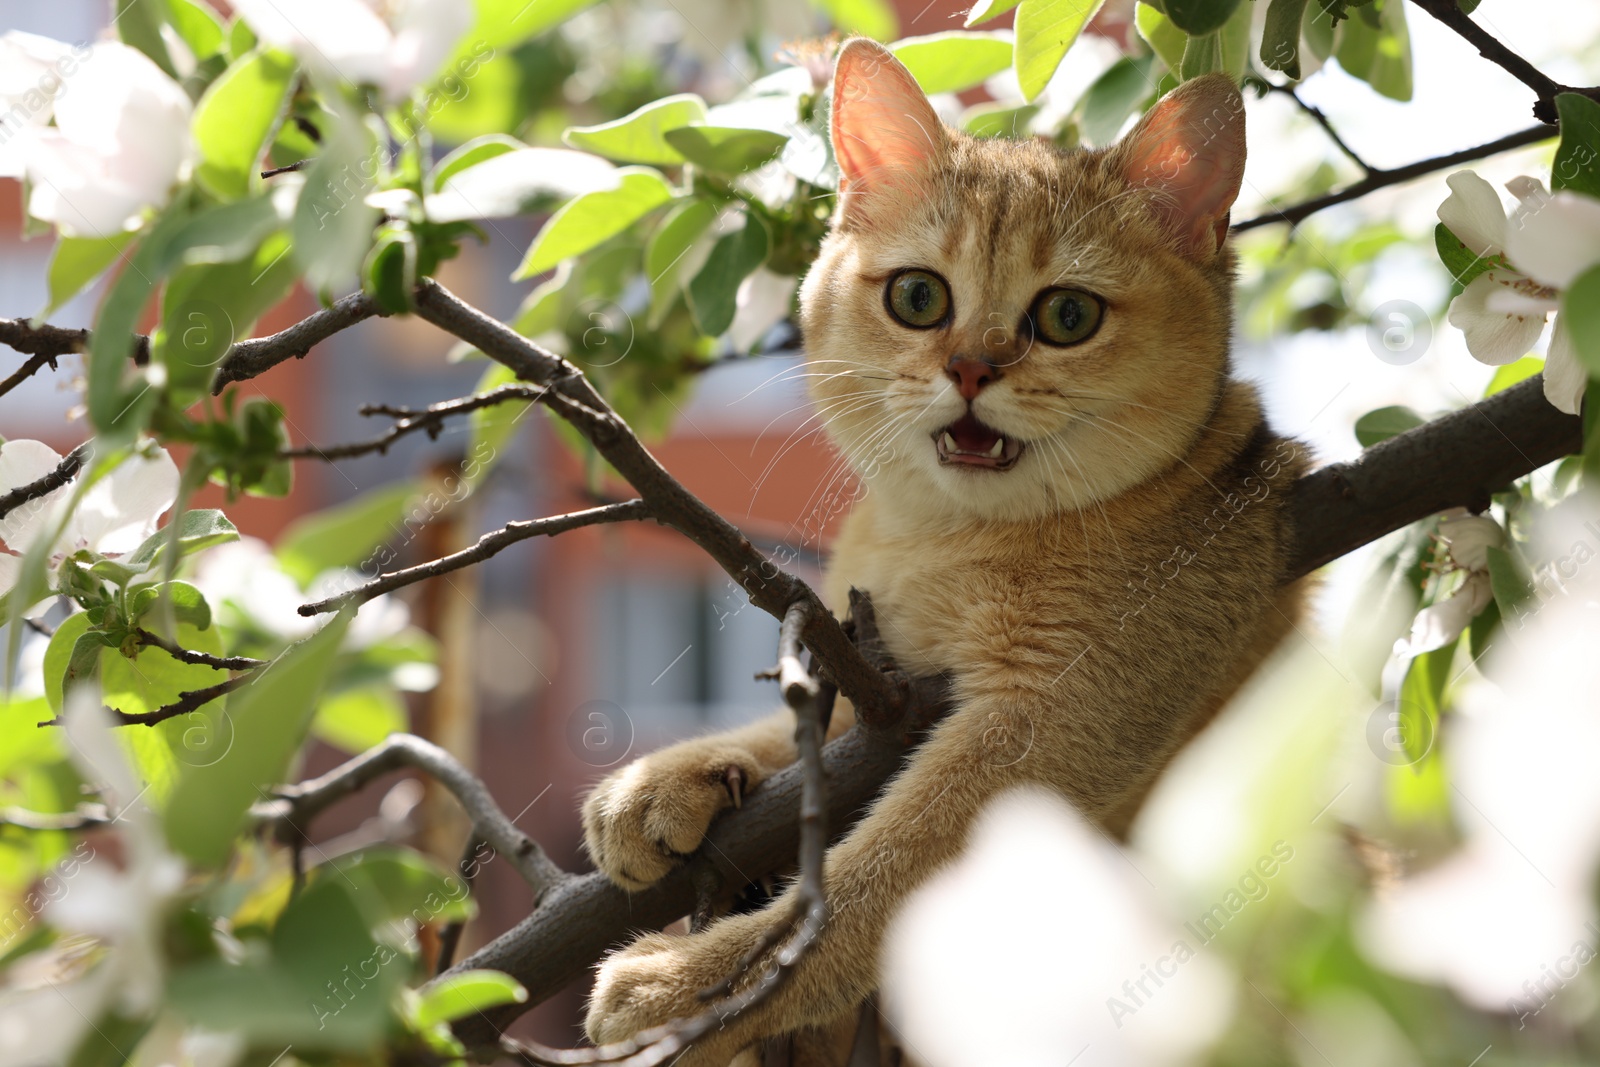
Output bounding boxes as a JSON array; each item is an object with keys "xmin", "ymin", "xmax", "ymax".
[{"xmin": 933, "ymin": 412, "xmax": 1024, "ymax": 472}]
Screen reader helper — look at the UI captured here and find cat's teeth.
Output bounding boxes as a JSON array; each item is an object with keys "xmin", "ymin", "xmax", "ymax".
[
  {"xmin": 942, "ymin": 432, "xmax": 958, "ymax": 453},
  {"xmin": 986, "ymin": 438, "xmax": 1005, "ymax": 459}
]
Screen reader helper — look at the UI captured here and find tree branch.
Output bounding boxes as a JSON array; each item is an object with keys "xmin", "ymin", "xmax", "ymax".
[
  {"xmin": 441, "ymin": 373, "xmax": 1580, "ymax": 1042},
  {"xmin": 1405, "ymin": 0, "xmax": 1600, "ymax": 123},
  {"xmin": 409, "ymin": 279, "xmax": 906, "ymax": 729},
  {"xmin": 211, "ymin": 291, "xmax": 386, "ymax": 392},
  {"xmin": 281, "ymin": 384, "xmax": 549, "ymax": 462},
  {"xmin": 134, "ymin": 629, "xmax": 267, "ymax": 671},
  {"xmin": 0, "ymin": 318, "xmax": 149, "ymax": 367},
  {"xmin": 253, "ymin": 733, "xmax": 566, "ymax": 897},
  {"xmin": 0, "ymin": 804, "xmax": 110, "ymax": 830},
  {"xmin": 0, "ymin": 443, "xmax": 91, "ymax": 522},
  {"xmin": 1233, "ymin": 123, "xmax": 1554, "ymax": 232},
  {"xmin": 297, "ymin": 499, "xmax": 652, "ymax": 615},
  {"xmin": 94, "ymin": 674, "xmax": 251, "ymax": 727}
]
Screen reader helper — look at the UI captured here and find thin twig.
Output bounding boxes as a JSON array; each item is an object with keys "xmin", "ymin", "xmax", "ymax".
[
  {"xmin": 261, "ymin": 159, "xmax": 311, "ymax": 179},
  {"xmin": 254, "ymin": 733, "xmax": 567, "ymax": 896},
  {"xmin": 0, "ymin": 319, "xmax": 150, "ymax": 365},
  {"xmin": 1264, "ymin": 81, "xmax": 1372, "ymax": 174},
  {"xmin": 0, "ymin": 353, "xmax": 63, "ymax": 399},
  {"xmin": 282, "ymin": 384, "xmax": 549, "ymax": 461},
  {"xmin": 99, "ymin": 674, "xmax": 251, "ymax": 727},
  {"xmin": 297, "ymin": 499, "xmax": 652, "ymax": 615},
  {"xmin": 1405, "ymin": 0, "xmax": 1599, "ymax": 123},
  {"xmin": 135, "ymin": 629, "xmax": 267, "ymax": 671},
  {"xmin": 0, "ymin": 443, "xmax": 91, "ymax": 522},
  {"xmin": 0, "ymin": 804, "xmax": 110, "ymax": 830},
  {"xmin": 493, "ymin": 603, "xmax": 830, "ymax": 1067},
  {"xmin": 1233, "ymin": 124, "xmax": 1553, "ymax": 232}
]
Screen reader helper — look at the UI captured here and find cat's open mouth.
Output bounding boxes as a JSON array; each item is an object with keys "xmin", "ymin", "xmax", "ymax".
[{"xmin": 934, "ymin": 413, "xmax": 1024, "ymax": 471}]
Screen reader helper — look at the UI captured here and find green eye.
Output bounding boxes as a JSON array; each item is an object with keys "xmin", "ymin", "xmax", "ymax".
[
  {"xmin": 886, "ymin": 270, "xmax": 951, "ymax": 329},
  {"xmin": 1033, "ymin": 288, "xmax": 1103, "ymax": 346}
]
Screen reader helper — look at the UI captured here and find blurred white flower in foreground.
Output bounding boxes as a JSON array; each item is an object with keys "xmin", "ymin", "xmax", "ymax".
[
  {"xmin": 1393, "ymin": 509, "xmax": 1503, "ymax": 658},
  {"xmin": 0, "ymin": 34, "xmax": 193, "ymax": 236},
  {"xmin": 193, "ymin": 536, "xmax": 413, "ymax": 652},
  {"xmin": 1361, "ymin": 494, "xmax": 1600, "ymax": 1014},
  {"xmin": 231, "ymin": 0, "xmax": 472, "ymax": 102},
  {"xmin": 0, "ymin": 691, "xmax": 185, "ymax": 1067},
  {"xmin": 882, "ymin": 788, "xmax": 1234, "ymax": 1067},
  {"xmin": 0, "ymin": 440, "xmax": 179, "ymax": 609},
  {"xmin": 1439, "ymin": 170, "xmax": 1600, "ymax": 415}
]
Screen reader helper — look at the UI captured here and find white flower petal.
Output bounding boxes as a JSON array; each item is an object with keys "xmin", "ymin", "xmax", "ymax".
[
  {"xmin": 1506, "ymin": 189, "xmax": 1600, "ymax": 291},
  {"xmin": 1543, "ymin": 314, "xmax": 1590, "ymax": 416},
  {"xmin": 73, "ymin": 447, "xmax": 179, "ymax": 555},
  {"xmin": 1483, "ymin": 286, "xmax": 1559, "ymax": 316},
  {"xmin": 232, "ymin": 0, "xmax": 396, "ymax": 92},
  {"xmin": 1438, "ymin": 170, "xmax": 1507, "ymax": 258},
  {"xmin": 1401, "ymin": 571, "xmax": 1491, "ymax": 656},
  {"xmin": 1447, "ymin": 271, "xmax": 1549, "ymax": 366},
  {"xmin": 385, "ymin": 0, "xmax": 474, "ymax": 102},
  {"xmin": 0, "ymin": 439, "xmax": 68, "ymax": 552},
  {"xmin": 61, "ymin": 689, "xmax": 146, "ymax": 823},
  {"xmin": 728, "ymin": 269, "xmax": 797, "ymax": 352},
  {"xmin": 1436, "ymin": 510, "xmax": 1502, "ymax": 573}
]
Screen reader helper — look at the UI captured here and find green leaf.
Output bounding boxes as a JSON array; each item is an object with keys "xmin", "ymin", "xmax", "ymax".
[
  {"xmin": 962, "ymin": 101, "xmax": 1042, "ymax": 138},
  {"xmin": 42, "ymin": 233, "xmax": 138, "ymax": 320},
  {"xmin": 1216, "ymin": 0, "xmax": 1252, "ymax": 78},
  {"xmin": 1485, "ymin": 545, "xmax": 1534, "ymax": 617},
  {"xmin": 1165, "ymin": 0, "xmax": 1242, "ymax": 36},
  {"xmin": 413, "ymin": 971, "xmax": 527, "ymax": 1028},
  {"xmin": 43, "ymin": 613, "xmax": 94, "ymax": 714},
  {"xmin": 1135, "ymin": 1, "xmax": 1189, "ymax": 71},
  {"xmin": 115, "ymin": 0, "xmax": 177, "ymax": 79},
  {"xmin": 1353, "ymin": 405, "xmax": 1423, "ymax": 448},
  {"xmin": 811, "ymin": 0, "xmax": 900, "ymax": 39},
  {"xmin": 1434, "ymin": 223, "xmax": 1506, "ymax": 290},
  {"xmin": 1564, "ymin": 264, "xmax": 1600, "ymax": 377},
  {"xmin": 1077, "ymin": 55, "xmax": 1156, "ymax": 147},
  {"xmin": 1179, "ymin": 30, "xmax": 1221, "ymax": 79},
  {"xmin": 687, "ymin": 213, "xmax": 770, "ymax": 337},
  {"xmin": 646, "ymin": 198, "xmax": 719, "ymax": 328},
  {"xmin": 168, "ymin": 0, "xmax": 227, "ymax": 59},
  {"xmin": 966, "ymin": 0, "xmax": 1023, "ymax": 25},
  {"xmin": 1397, "ymin": 640, "xmax": 1451, "ymax": 765},
  {"xmin": 1334, "ymin": 0, "xmax": 1412, "ymax": 102},
  {"xmin": 426, "ymin": 147, "xmax": 620, "ymax": 223},
  {"xmin": 88, "ymin": 204, "xmax": 193, "ymax": 444},
  {"xmin": 164, "ymin": 611, "xmax": 351, "ymax": 868},
  {"xmin": 1553, "ymin": 93, "xmax": 1600, "ymax": 199},
  {"xmin": 326, "ymin": 847, "xmax": 475, "ymax": 929},
  {"xmin": 312, "ymin": 686, "xmax": 407, "ymax": 754},
  {"xmin": 193, "ymin": 48, "xmax": 298, "ymax": 201},
  {"xmin": 276, "ymin": 482, "xmax": 420, "ymax": 586},
  {"xmin": 1261, "ymin": 0, "xmax": 1311, "ymax": 78},
  {"xmin": 662, "ymin": 127, "xmax": 790, "ymax": 174},
  {"xmin": 513, "ymin": 168, "xmax": 675, "ymax": 280},
  {"xmin": 1016, "ymin": 0, "xmax": 1107, "ymax": 101},
  {"xmin": 292, "ymin": 101, "xmax": 381, "ymax": 299},
  {"xmin": 563, "ymin": 94, "xmax": 708, "ymax": 165},
  {"xmin": 226, "ymin": 14, "xmax": 257, "ymax": 60},
  {"xmin": 130, "ymin": 580, "xmax": 215, "ymax": 631},
  {"xmin": 1484, "ymin": 356, "xmax": 1544, "ymax": 397},
  {"xmin": 457, "ymin": 0, "xmax": 602, "ymax": 52},
  {"xmin": 429, "ymin": 135, "xmax": 527, "ymax": 192},
  {"xmin": 890, "ymin": 31, "xmax": 1014, "ymax": 95}
]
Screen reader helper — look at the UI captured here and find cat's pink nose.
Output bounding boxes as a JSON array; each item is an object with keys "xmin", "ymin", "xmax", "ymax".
[{"xmin": 946, "ymin": 357, "xmax": 1000, "ymax": 400}]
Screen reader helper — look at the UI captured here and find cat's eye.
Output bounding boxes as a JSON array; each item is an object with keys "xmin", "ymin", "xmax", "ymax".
[
  {"xmin": 1031, "ymin": 288, "xmax": 1104, "ymax": 346},
  {"xmin": 885, "ymin": 270, "xmax": 951, "ymax": 329}
]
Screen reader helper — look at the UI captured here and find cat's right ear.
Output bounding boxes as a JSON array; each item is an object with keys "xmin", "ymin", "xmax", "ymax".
[{"xmin": 830, "ymin": 38, "xmax": 947, "ymax": 225}]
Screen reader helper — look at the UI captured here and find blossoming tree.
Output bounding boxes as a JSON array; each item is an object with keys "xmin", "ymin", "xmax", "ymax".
[{"xmin": 0, "ymin": 0, "xmax": 1599, "ymax": 1064}]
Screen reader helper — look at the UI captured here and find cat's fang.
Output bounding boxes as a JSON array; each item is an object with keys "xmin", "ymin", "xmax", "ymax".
[
  {"xmin": 986, "ymin": 439, "xmax": 1004, "ymax": 459},
  {"xmin": 942, "ymin": 432, "xmax": 959, "ymax": 453}
]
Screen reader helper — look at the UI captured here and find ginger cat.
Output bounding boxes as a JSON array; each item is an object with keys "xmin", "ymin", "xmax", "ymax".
[{"xmin": 581, "ymin": 39, "xmax": 1308, "ymax": 1065}]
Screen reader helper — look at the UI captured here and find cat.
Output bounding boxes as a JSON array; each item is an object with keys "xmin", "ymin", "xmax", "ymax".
[{"xmin": 579, "ymin": 37, "xmax": 1309, "ymax": 1065}]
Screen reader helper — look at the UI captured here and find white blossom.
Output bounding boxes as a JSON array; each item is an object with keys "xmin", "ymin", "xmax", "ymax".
[
  {"xmin": 1393, "ymin": 509, "xmax": 1503, "ymax": 659},
  {"xmin": 0, "ymin": 35, "xmax": 193, "ymax": 236},
  {"xmin": 1439, "ymin": 170, "xmax": 1600, "ymax": 415},
  {"xmin": 230, "ymin": 0, "xmax": 472, "ymax": 103}
]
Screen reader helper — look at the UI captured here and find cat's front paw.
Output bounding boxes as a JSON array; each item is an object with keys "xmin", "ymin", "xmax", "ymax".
[
  {"xmin": 585, "ymin": 933, "xmax": 750, "ymax": 1065},
  {"xmin": 581, "ymin": 742, "xmax": 758, "ymax": 890}
]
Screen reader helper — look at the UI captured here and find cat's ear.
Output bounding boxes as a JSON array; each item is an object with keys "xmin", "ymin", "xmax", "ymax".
[
  {"xmin": 1113, "ymin": 74, "xmax": 1246, "ymax": 259},
  {"xmin": 830, "ymin": 38, "xmax": 948, "ymax": 224}
]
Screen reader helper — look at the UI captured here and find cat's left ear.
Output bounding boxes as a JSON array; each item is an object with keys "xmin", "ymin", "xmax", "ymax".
[{"xmin": 1113, "ymin": 74, "xmax": 1246, "ymax": 260}]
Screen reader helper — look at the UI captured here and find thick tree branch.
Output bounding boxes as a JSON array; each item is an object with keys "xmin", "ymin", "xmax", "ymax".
[
  {"xmin": 1405, "ymin": 0, "xmax": 1600, "ymax": 123},
  {"xmin": 211, "ymin": 291, "xmax": 386, "ymax": 392},
  {"xmin": 282, "ymin": 384, "xmax": 549, "ymax": 462},
  {"xmin": 253, "ymin": 733, "xmax": 566, "ymax": 897},
  {"xmin": 0, "ymin": 442, "xmax": 90, "ymax": 522},
  {"xmin": 297, "ymin": 499, "xmax": 652, "ymax": 615},
  {"xmin": 0, "ymin": 319, "xmax": 150, "ymax": 368},
  {"xmin": 1233, "ymin": 124, "xmax": 1553, "ymax": 232}
]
